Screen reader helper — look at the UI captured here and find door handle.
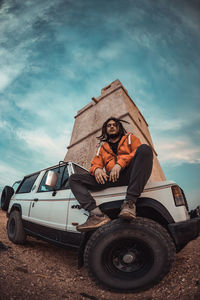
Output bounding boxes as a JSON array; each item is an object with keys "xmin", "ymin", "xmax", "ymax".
[
  {"xmin": 33, "ymin": 198, "xmax": 38, "ymax": 202},
  {"xmin": 71, "ymin": 205, "xmax": 81, "ymax": 209}
]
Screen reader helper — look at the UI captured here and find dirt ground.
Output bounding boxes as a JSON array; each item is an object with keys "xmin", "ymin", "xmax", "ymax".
[{"xmin": 0, "ymin": 209, "xmax": 200, "ymax": 300}]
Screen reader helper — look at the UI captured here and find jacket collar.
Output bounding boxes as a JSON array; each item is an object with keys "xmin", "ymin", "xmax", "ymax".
[{"xmin": 102, "ymin": 134, "xmax": 129, "ymax": 155}]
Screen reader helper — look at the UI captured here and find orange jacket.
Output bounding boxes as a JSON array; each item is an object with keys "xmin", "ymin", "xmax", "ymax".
[{"xmin": 90, "ymin": 133, "xmax": 142, "ymax": 175}]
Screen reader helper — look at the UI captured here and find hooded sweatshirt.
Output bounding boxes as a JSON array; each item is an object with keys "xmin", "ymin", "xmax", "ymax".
[{"xmin": 90, "ymin": 133, "xmax": 142, "ymax": 175}]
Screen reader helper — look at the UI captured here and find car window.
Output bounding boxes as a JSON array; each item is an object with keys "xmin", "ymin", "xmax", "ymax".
[
  {"xmin": 60, "ymin": 165, "xmax": 70, "ymax": 189},
  {"xmin": 37, "ymin": 165, "xmax": 69, "ymax": 192},
  {"xmin": 17, "ymin": 174, "xmax": 39, "ymax": 194}
]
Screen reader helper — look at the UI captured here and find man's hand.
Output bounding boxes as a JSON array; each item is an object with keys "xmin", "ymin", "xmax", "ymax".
[
  {"xmin": 94, "ymin": 168, "xmax": 108, "ymax": 184},
  {"xmin": 109, "ymin": 164, "xmax": 122, "ymax": 182}
]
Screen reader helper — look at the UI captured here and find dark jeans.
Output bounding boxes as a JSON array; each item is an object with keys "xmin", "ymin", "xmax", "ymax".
[{"xmin": 69, "ymin": 144, "xmax": 153, "ymax": 212}]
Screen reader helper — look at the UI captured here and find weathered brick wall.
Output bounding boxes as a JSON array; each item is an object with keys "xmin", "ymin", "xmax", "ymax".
[{"xmin": 64, "ymin": 80, "xmax": 166, "ymax": 181}]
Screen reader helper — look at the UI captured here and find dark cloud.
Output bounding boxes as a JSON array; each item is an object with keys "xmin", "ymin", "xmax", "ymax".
[{"xmin": 0, "ymin": 0, "xmax": 200, "ymax": 205}]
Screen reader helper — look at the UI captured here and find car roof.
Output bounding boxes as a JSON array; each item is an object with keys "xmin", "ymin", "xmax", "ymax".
[{"xmin": 22, "ymin": 161, "xmax": 88, "ymax": 179}]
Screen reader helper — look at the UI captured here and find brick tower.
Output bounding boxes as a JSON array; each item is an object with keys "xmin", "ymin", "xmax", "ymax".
[{"xmin": 64, "ymin": 79, "xmax": 165, "ymax": 181}]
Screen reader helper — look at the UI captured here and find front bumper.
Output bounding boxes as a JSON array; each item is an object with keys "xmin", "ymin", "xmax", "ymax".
[{"xmin": 168, "ymin": 217, "xmax": 200, "ymax": 251}]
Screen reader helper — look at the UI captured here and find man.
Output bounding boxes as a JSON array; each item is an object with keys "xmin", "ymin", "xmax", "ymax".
[{"xmin": 69, "ymin": 117, "xmax": 153, "ymax": 232}]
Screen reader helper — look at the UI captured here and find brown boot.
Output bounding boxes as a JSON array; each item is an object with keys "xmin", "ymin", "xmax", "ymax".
[
  {"xmin": 76, "ymin": 214, "xmax": 110, "ymax": 232},
  {"xmin": 119, "ymin": 201, "xmax": 136, "ymax": 220}
]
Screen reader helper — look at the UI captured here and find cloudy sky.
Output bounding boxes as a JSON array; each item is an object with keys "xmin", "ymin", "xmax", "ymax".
[{"xmin": 0, "ymin": 0, "xmax": 199, "ymax": 209}]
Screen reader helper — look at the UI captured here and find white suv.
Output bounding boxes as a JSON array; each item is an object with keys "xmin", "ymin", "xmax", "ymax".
[{"xmin": 1, "ymin": 161, "xmax": 200, "ymax": 292}]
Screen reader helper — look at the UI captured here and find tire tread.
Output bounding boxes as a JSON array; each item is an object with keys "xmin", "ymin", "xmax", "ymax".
[{"xmin": 7, "ymin": 210, "xmax": 26, "ymax": 244}]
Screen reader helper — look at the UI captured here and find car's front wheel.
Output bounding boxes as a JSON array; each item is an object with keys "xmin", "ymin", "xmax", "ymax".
[
  {"xmin": 7, "ymin": 210, "xmax": 27, "ymax": 244},
  {"xmin": 84, "ymin": 217, "xmax": 175, "ymax": 292}
]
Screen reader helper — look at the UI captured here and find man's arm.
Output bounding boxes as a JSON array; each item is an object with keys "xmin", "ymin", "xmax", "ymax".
[
  {"xmin": 117, "ymin": 135, "xmax": 142, "ymax": 169},
  {"xmin": 109, "ymin": 135, "xmax": 141, "ymax": 182},
  {"xmin": 89, "ymin": 147, "xmax": 104, "ymax": 176},
  {"xmin": 90, "ymin": 150, "xmax": 108, "ymax": 184}
]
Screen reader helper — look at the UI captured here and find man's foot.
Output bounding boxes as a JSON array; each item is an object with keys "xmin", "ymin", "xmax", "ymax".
[
  {"xmin": 76, "ymin": 214, "xmax": 110, "ymax": 232},
  {"xmin": 119, "ymin": 201, "xmax": 136, "ymax": 220}
]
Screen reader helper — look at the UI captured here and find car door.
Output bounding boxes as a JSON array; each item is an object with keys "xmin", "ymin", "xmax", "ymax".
[
  {"xmin": 14, "ymin": 172, "xmax": 40, "ymax": 219},
  {"xmin": 29, "ymin": 164, "xmax": 70, "ymax": 230}
]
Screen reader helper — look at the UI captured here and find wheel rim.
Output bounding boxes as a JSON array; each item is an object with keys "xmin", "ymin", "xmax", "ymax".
[{"xmin": 102, "ymin": 238, "xmax": 154, "ymax": 280}]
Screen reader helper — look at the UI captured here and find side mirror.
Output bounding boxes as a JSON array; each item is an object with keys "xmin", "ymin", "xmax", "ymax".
[{"xmin": 45, "ymin": 171, "xmax": 58, "ymax": 189}]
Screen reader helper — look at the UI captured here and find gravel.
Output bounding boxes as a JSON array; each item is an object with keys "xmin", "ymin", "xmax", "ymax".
[{"xmin": 0, "ymin": 210, "xmax": 199, "ymax": 300}]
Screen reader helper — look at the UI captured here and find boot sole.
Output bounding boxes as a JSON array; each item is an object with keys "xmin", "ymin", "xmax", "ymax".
[
  {"xmin": 119, "ymin": 211, "xmax": 136, "ymax": 220},
  {"xmin": 76, "ymin": 218, "xmax": 110, "ymax": 232}
]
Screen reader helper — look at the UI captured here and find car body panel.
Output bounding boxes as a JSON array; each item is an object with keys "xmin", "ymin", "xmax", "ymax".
[{"xmin": 7, "ymin": 162, "xmax": 191, "ymax": 237}]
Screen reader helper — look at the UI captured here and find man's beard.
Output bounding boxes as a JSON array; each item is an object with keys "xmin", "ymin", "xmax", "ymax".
[{"xmin": 107, "ymin": 132, "xmax": 120, "ymax": 139}]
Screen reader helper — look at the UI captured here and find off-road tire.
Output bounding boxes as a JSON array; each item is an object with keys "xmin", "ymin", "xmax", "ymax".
[
  {"xmin": 7, "ymin": 210, "xmax": 26, "ymax": 244},
  {"xmin": 0, "ymin": 186, "xmax": 14, "ymax": 211},
  {"xmin": 84, "ymin": 217, "xmax": 175, "ymax": 292}
]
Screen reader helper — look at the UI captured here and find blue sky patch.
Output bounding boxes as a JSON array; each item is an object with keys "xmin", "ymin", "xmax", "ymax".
[{"xmin": 0, "ymin": 0, "xmax": 199, "ymax": 209}]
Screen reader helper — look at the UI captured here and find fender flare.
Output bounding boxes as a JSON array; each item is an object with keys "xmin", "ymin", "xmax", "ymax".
[
  {"xmin": 10, "ymin": 203, "xmax": 22, "ymax": 214},
  {"xmin": 99, "ymin": 197, "xmax": 175, "ymax": 225},
  {"xmin": 137, "ymin": 197, "xmax": 175, "ymax": 224}
]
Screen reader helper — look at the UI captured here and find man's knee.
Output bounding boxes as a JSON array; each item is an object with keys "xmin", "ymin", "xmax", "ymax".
[
  {"xmin": 137, "ymin": 144, "xmax": 153, "ymax": 158},
  {"xmin": 69, "ymin": 172, "xmax": 94, "ymax": 188}
]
